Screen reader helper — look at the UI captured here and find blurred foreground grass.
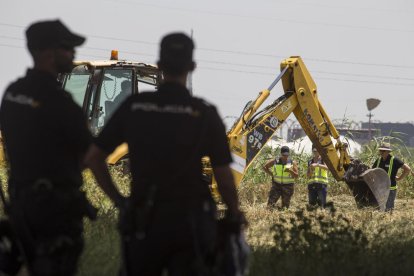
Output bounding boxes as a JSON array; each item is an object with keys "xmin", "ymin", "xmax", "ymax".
[
  {"xmin": 1, "ymin": 142, "xmax": 413, "ymax": 276},
  {"xmin": 76, "ymin": 162, "xmax": 414, "ymax": 276}
]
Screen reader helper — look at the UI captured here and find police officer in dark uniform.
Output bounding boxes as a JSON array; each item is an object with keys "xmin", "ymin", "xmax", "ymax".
[
  {"xmin": 0, "ymin": 20, "xmax": 95, "ymax": 275},
  {"xmin": 84, "ymin": 33, "xmax": 244, "ymax": 275}
]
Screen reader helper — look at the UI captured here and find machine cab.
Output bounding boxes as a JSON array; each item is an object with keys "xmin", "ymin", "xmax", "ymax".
[{"xmin": 60, "ymin": 57, "xmax": 161, "ymax": 136}]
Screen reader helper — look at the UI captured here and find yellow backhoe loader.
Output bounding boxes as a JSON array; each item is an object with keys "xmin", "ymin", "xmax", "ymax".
[
  {"xmin": 206, "ymin": 56, "xmax": 390, "ymax": 210},
  {"xmin": 0, "ymin": 53, "xmax": 388, "ymax": 209},
  {"xmin": 59, "ymin": 51, "xmax": 162, "ymax": 165}
]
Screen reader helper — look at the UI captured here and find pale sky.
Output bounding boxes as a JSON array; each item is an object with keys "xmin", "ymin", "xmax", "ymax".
[{"xmin": 1, "ymin": 0, "xmax": 413, "ymax": 125}]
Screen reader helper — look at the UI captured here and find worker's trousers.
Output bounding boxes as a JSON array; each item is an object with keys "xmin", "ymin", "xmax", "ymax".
[
  {"xmin": 308, "ymin": 183, "xmax": 327, "ymax": 207},
  {"xmin": 385, "ymin": 189, "xmax": 397, "ymax": 212},
  {"xmin": 267, "ymin": 182, "xmax": 294, "ymax": 209}
]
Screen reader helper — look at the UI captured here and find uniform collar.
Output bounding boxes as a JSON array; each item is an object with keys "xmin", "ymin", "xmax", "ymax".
[{"xmin": 157, "ymin": 82, "xmax": 191, "ymax": 97}]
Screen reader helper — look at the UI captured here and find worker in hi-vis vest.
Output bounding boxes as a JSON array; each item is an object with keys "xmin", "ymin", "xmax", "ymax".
[
  {"xmin": 372, "ymin": 143, "xmax": 411, "ymax": 211},
  {"xmin": 264, "ymin": 146, "xmax": 298, "ymax": 209},
  {"xmin": 307, "ymin": 145, "xmax": 329, "ymax": 208}
]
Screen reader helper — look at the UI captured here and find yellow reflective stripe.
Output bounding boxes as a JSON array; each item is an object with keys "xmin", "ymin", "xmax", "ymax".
[
  {"xmin": 388, "ymin": 157, "xmax": 394, "ymax": 177},
  {"xmin": 307, "ymin": 178, "xmax": 329, "ymax": 184},
  {"xmin": 312, "ymin": 177, "xmax": 329, "ymax": 184},
  {"xmin": 274, "ymin": 177, "xmax": 295, "ymax": 184},
  {"xmin": 376, "ymin": 156, "xmax": 394, "ymax": 177},
  {"xmin": 320, "ymin": 168, "xmax": 328, "ymax": 178},
  {"xmin": 376, "ymin": 156, "xmax": 396, "ymax": 190}
]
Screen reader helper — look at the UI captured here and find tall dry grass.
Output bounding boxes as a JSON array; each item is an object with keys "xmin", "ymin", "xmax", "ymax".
[
  {"xmin": 238, "ymin": 139, "xmax": 414, "ymax": 276},
  {"xmin": 1, "ymin": 139, "xmax": 413, "ymax": 275}
]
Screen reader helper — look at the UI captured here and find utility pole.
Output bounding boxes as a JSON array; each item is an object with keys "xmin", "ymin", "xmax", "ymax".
[
  {"xmin": 367, "ymin": 111, "xmax": 373, "ymax": 141},
  {"xmin": 366, "ymin": 98, "xmax": 381, "ymax": 141}
]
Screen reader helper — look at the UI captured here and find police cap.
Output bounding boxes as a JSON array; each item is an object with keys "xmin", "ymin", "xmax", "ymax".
[
  {"xmin": 159, "ymin": 33, "xmax": 194, "ymax": 69},
  {"xmin": 26, "ymin": 19, "xmax": 85, "ymax": 50}
]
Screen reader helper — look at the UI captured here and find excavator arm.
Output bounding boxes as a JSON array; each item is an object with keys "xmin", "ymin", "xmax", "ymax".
[
  {"xmin": 225, "ymin": 66, "xmax": 297, "ymax": 185},
  {"xmin": 209, "ymin": 56, "xmax": 390, "ymax": 210},
  {"xmin": 280, "ymin": 57, "xmax": 350, "ymax": 181}
]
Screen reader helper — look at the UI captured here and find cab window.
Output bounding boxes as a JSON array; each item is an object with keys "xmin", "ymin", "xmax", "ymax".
[
  {"xmin": 95, "ymin": 69, "xmax": 133, "ymax": 130},
  {"xmin": 63, "ymin": 73, "xmax": 91, "ymax": 106}
]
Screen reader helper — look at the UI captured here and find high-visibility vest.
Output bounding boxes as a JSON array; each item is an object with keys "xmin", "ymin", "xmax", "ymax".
[
  {"xmin": 307, "ymin": 160, "xmax": 329, "ymax": 185},
  {"xmin": 376, "ymin": 156, "xmax": 395, "ymax": 190},
  {"xmin": 271, "ymin": 159, "xmax": 295, "ymax": 184}
]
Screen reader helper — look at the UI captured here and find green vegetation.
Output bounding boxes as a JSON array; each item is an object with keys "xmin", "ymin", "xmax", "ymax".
[
  {"xmin": 240, "ymin": 141, "xmax": 414, "ymax": 276},
  {"xmin": 1, "ymin": 143, "xmax": 414, "ymax": 275}
]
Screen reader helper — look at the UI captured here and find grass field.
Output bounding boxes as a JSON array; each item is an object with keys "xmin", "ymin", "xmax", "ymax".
[
  {"xmin": 2, "ymin": 141, "xmax": 414, "ymax": 275},
  {"xmin": 75, "ymin": 149, "xmax": 414, "ymax": 276},
  {"xmin": 77, "ymin": 178, "xmax": 414, "ymax": 276}
]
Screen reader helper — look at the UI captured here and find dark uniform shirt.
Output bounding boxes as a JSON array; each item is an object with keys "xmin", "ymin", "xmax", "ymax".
[
  {"xmin": 372, "ymin": 155, "xmax": 404, "ymax": 187},
  {"xmin": 95, "ymin": 82, "xmax": 232, "ymax": 202},
  {"xmin": 0, "ymin": 69, "xmax": 92, "ymax": 186}
]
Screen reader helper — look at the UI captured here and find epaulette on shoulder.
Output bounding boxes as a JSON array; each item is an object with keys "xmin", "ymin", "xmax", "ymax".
[
  {"xmin": 132, "ymin": 91, "xmax": 157, "ymax": 101},
  {"xmin": 192, "ymin": 97, "xmax": 215, "ymax": 109}
]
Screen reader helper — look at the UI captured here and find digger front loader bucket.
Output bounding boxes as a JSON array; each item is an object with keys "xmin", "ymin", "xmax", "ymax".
[{"xmin": 345, "ymin": 168, "xmax": 390, "ymax": 211}]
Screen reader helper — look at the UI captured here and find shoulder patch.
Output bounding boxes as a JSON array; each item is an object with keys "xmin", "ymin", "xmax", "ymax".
[{"xmin": 3, "ymin": 91, "xmax": 41, "ymax": 108}]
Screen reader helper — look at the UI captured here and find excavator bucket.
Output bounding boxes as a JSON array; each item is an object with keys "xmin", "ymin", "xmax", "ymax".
[
  {"xmin": 344, "ymin": 160, "xmax": 390, "ymax": 211},
  {"xmin": 360, "ymin": 169, "xmax": 390, "ymax": 210}
]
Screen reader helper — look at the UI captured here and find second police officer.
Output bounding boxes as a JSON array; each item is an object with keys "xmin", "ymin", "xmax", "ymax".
[
  {"xmin": 84, "ymin": 33, "xmax": 245, "ymax": 275},
  {"xmin": 0, "ymin": 20, "xmax": 97, "ymax": 276}
]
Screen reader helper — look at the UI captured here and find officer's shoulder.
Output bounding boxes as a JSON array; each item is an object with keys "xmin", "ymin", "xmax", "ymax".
[
  {"xmin": 191, "ymin": 96, "xmax": 218, "ymax": 113},
  {"xmin": 130, "ymin": 91, "xmax": 157, "ymax": 101},
  {"xmin": 118, "ymin": 92, "xmax": 156, "ymax": 111},
  {"xmin": 49, "ymin": 88, "xmax": 83, "ymax": 113},
  {"xmin": 4, "ymin": 75, "xmax": 29, "ymax": 92},
  {"xmin": 191, "ymin": 96, "xmax": 213, "ymax": 107},
  {"xmin": 55, "ymin": 87, "xmax": 76, "ymax": 103}
]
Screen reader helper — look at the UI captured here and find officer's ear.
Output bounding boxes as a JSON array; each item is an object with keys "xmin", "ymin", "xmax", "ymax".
[
  {"xmin": 189, "ymin": 61, "xmax": 196, "ymax": 72},
  {"xmin": 31, "ymin": 48, "xmax": 54, "ymax": 63}
]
